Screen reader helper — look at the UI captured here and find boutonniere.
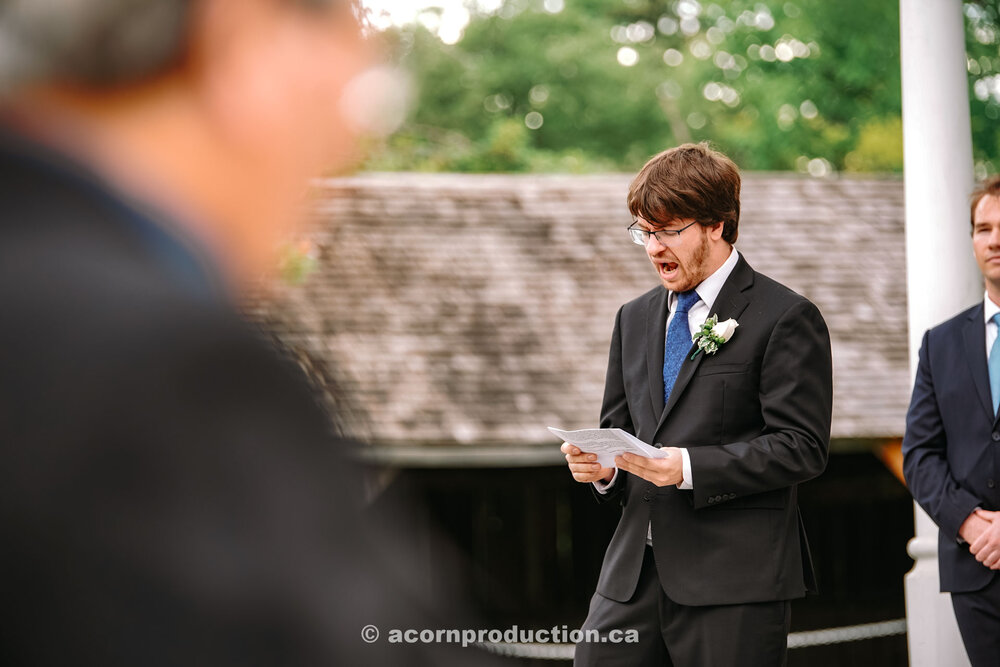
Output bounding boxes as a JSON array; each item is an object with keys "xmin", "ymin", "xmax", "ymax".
[{"xmin": 691, "ymin": 315, "xmax": 739, "ymax": 359}]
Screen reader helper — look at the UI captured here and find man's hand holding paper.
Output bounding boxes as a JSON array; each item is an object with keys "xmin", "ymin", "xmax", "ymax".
[
  {"xmin": 551, "ymin": 427, "xmax": 682, "ymax": 486},
  {"xmin": 615, "ymin": 449, "xmax": 684, "ymax": 487},
  {"xmin": 560, "ymin": 442, "xmax": 616, "ymax": 484},
  {"xmin": 550, "ymin": 427, "xmax": 669, "ymax": 467}
]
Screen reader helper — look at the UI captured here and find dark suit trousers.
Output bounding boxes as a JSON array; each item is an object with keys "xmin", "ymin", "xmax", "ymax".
[
  {"xmin": 952, "ymin": 572, "xmax": 1000, "ymax": 667},
  {"xmin": 575, "ymin": 546, "xmax": 790, "ymax": 667}
]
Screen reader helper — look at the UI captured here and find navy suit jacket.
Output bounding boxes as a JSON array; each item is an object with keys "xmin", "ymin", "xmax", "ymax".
[
  {"xmin": 593, "ymin": 256, "xmax": 833, "ymax": 606},
  {"xmin": 903, "ymin": 302, "xmax": 1000, "ymax": 593}
]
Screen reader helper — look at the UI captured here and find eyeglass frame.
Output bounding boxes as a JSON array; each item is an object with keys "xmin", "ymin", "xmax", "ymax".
[{"xmin": 627, "ymin": 218, "xmax": 702, "ymax": 246}]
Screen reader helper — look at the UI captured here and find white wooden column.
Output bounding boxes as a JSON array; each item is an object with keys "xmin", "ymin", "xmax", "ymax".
[{"xmin": 900, "ymin": 0, "xmax": 980, "ymax": 664}]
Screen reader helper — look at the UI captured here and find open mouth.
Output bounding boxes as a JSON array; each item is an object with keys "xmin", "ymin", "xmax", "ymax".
[{"xmin": 659, "ymin": 261, "xmax": 679, "ymax": 276}]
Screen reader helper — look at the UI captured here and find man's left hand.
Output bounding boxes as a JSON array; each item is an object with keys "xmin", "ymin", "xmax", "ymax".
[
  {"xmin": 615, "ymin": 448, "xmax": 684, "ymax": 487},
  {"xmin": 969, "ymin": 509, "xmax": 1000, "ymax": 569}
]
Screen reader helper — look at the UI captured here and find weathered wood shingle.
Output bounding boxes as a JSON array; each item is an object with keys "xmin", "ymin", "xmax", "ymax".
[{"xmin": 264, "ymin": 173, "xmax": 910, "ymax": 448}]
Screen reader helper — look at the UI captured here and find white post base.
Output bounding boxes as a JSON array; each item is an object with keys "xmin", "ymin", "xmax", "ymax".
[{"xmin": 904, "ymin": 507, "xmax": 969, "ymax": 666}]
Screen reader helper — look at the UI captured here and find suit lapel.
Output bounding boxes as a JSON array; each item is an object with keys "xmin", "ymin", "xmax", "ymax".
[
  {"xmin": 963, "ymin": 304, "xmax": 994, "ymax": 422},
  {"xmin": 654, "ymin": 255, "xmax": 754, "ymax": 435},
  {"xmin": 646, "ymin": 287, "xmax": 669, "ymax": 418}
]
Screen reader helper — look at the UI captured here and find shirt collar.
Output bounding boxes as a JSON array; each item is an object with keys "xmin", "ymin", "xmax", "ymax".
[
  {"xmin": 984, "ymin": 291, "xmax": 1000, "ymax": 326},
  {"xmin": 669, "ymin": 246, "xmax": 739, "ymax": 312}
]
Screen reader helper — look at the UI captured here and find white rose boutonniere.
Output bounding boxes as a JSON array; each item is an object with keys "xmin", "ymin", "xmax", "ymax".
[{"xmin": 691, "ymin": 315, "xmax": 739, "ymax": 359}]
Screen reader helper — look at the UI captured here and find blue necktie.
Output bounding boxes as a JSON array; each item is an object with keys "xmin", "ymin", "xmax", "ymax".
[
  {"xmin": 663, "ymin": 290, "xmax": 700, "ymax": 405},
  {"xmin": 990, "ymin": 313, "xmax": 1000, "ymax": 416}
]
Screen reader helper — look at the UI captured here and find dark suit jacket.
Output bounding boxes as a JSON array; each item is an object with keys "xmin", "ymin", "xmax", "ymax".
[
  {"xmin": 0, "ymin": 130, "xmax": 503, "ymax": 665},
  {"xmin": 902, "ymin": 303, "xmax": 1000, "ymax": 593},
  {"xmin": 594, "ymin": 255, "xmax": 833, "ymax": 606}
]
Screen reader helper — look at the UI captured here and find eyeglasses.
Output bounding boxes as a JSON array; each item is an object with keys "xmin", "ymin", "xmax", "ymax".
[{"xmin": 627, "ymin": 219, "xmax": 700, "ymax": 246}]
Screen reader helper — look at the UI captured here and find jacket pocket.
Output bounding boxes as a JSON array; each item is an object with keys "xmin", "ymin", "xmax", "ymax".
[{"xmin": 698, "ymin": 361, "xmax": 751, "ymax": 376}]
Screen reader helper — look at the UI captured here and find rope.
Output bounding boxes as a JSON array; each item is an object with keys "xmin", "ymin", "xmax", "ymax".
[{"xmin": 786, "ymin": 618, "xmax": 907, "ymax": 649}]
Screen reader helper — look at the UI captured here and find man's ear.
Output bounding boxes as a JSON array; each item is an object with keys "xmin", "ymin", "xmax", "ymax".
[{"xmin": 708, "ymin": 221, "xmax": 725, "ymax": 241}]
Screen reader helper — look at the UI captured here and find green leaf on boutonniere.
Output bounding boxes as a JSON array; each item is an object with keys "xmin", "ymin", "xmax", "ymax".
[{"xmin": 691, "ymin": 314, "xmax": 739, "ymax": 360}]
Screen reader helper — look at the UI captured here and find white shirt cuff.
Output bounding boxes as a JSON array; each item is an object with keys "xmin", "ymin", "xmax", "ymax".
[
  {"xmin": 678, "ymin": 448, "xmax": 693, "ymax": 489},
  {"xmin": 958, "ymin": 506, "xmax": 983, "ymax": 544},
  {"xmin": 593, "ymin": 467, "xmax": 619, "ymax": 494}
]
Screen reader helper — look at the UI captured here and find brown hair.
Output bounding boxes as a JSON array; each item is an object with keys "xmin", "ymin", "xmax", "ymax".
[
  {"xmin": 627, "ymin": 142, "xmax": 740, "ymax": 244},
  {"xmin": 971, "ymin": 175, "xmax": 1000, "ymax": 230}
]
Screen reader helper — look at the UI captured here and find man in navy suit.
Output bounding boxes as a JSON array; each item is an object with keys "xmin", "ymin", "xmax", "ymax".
[
  {"xmin": 903, "ymin": 175, "xmax": 1000, "ymax": 666},
  {"xmin": 562, "ymin": 143, "xmax": 833, "ymax": 666}
]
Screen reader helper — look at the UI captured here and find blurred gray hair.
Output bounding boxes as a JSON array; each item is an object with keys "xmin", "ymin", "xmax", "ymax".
[
  {"xmin": 0, "ymin": 0, "xmax": 195, "ymax": 91},
  {"xmin": 0, "ymin": 0, "xmax": 346, "ymax": 93}
]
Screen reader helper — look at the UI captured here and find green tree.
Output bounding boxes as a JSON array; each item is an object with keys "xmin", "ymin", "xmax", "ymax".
[
  {"xmin": 364, "ymin": 0, "xmax": 1000, "ymax": 174},
  {"xmin": 965, "ymin": 1, "xmax": 1000, "ymax": 178}
]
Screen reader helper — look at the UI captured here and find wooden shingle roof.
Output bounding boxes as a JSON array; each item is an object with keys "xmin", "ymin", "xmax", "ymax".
[{"xmin": 263, "ymin": 173, "xmax": 910, "ymax": 457}]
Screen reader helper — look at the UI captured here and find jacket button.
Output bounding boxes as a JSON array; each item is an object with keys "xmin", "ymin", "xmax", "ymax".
[
  {"xmin": 993, "ymin": 433, "xmax": 1000, "ymax": 442},
  {"xmin": 989, "ymin": 479, "xmax": 996, "ymax": 489},
  {"xmin": 643, "ymin": 493, "xmax": 653, "ymax": 501},
  {"xmin": 707, "ymin": 497, "xmax": 715, "ymax": 504}
]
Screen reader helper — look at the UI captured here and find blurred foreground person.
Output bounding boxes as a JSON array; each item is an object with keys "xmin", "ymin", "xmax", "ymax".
[{"xmin": 0, "ymin": 1, "xmax": 500, "ymax": 664}]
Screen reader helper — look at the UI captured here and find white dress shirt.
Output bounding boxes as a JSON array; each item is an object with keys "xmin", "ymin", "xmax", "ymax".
[
  {"xmin": 985, "ymin": 291, "xmax": 1000, "ymax": 359},
  {"xmin": 595, "ymin": 246, "xmax": 740, "ymax": 503}
]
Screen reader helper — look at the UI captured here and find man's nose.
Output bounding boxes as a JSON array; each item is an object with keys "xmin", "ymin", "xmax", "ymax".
[
  {"xmin": 645, "ymin": 233, "xmax": 667, "ymax": 252},
  {"xmin": 990, "ymin": 225, "xmax": 1000, "ymax": 247}
]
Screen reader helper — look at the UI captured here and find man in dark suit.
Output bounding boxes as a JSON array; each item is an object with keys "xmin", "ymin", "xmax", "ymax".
[
  {"xmin": 0, "ymin": 1, "xmax": 503, "ymax": 665},
  {"xmin": 902, "ymin": 175, "xmax": 1000, "ymax": 666},
  {"xmin": 562, "ymin": 143, "xmax": 833, "ymax": 666}
]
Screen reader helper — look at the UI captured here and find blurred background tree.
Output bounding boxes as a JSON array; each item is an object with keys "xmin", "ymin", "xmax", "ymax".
[
  {"xmin": 966, "ymin": 1, "xmax": 1000, "ymax": 179},
  {"xmin": 362, "ymin": 0, "xmax": 999, "ymax": 175}
]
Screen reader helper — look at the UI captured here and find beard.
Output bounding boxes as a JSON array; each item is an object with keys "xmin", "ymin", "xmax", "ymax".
[{"xmin": 666, "ymin": 227, "xmax": 712, "ymax": 292}]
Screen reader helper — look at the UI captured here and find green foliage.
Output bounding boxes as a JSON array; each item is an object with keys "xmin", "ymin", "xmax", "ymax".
[
  {"xmin": 844, "ymin": 117, "xmax": 903, "ymax": 173},
  {"xmin": 965, "ymin": 1, "xmax": 1000, "ymax": 178},
  {"xmin": 277, "ymin": 241, "xmax": 319, "ymax": 286},
  {"xmin": 360, "ymin": 0, "xmax": 985, "ymax": 174},
  {"xmin": 454, "ymin": 118, "xmax": 530, "ymax": 171}
]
